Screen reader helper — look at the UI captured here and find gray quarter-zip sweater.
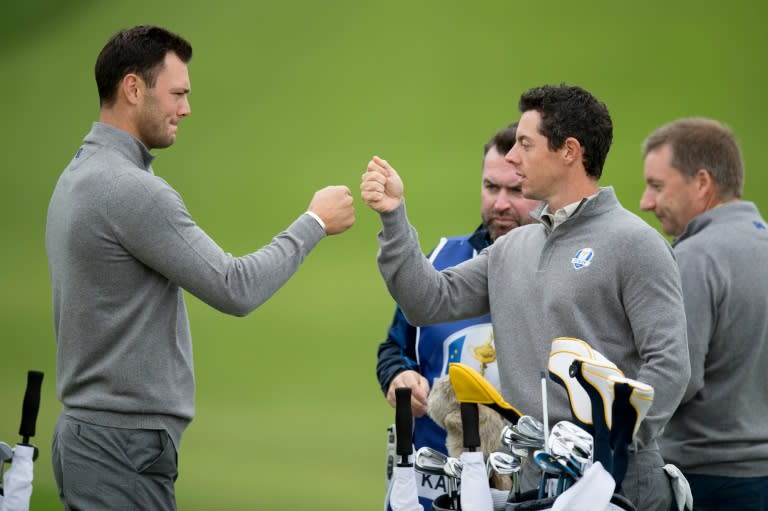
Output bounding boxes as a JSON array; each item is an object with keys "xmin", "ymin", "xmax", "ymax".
[
  {"xmin": 377, "ymin": 187, "xmax": 690, "ymax": 451},
  {"xmin": 46, "ymin": 123, "xmax": 325, "ymax": 447},
  {"xmin": 660, "ymin": 201, "xmax": 768, "ymax": 477}
]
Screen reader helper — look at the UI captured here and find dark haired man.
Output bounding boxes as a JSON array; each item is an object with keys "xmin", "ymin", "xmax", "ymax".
[
  {"xmin": 641, "ymin": 118, "xmax": 768, "ymax": 510},
  {"xmin": 362, "ymin": 84, "xmax": 689, "ymax": 511},
  {"xmin": 46, "ymin": 25, "xmax": 355, "ymax": 510},
  {"xmin": 377, "ymin": 123, "xmax": 539, "ymax": 510}
]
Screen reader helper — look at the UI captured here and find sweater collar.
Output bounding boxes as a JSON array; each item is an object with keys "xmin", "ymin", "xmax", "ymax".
[
  {"xmin": 673, "ymin": 200, "xmax": 760, "ymax": 246},
  {"xmin": 532, "ymin": 186, "xmax": 620, "ymax": 229},
  {"xmin": 86, "ymin": 122, "xmax": 155, "ymax": 172}
]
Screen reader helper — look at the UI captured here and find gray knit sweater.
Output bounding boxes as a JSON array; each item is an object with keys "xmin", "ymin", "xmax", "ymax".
[
  {"xmin": 377, "ymin": 188, "xmax": 690, "ymax": 450},
  {"xmin": 46, "ymin": 123, "xmax": 325, "ymax": 447},
  {"xmin": 660, "ymin": 201, "xmax": 768, "ymax": 477}
]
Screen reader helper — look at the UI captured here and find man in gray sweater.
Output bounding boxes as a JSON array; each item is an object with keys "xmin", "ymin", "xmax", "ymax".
[
  {"xmin": 45, "ymin": 25, "xmax": 354, "ymax": 510},
  {"xmin": 641, "ymin": 118, "xmax": 768, "ymax": 510},
  {"xmin": 361, "ymin": 84, "xmax": 690, "ymax": 510}
]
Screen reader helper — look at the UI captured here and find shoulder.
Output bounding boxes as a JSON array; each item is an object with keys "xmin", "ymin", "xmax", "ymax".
[{"xmin": 611, "ymin": 208, "xmax": 670, "ymax": 245}]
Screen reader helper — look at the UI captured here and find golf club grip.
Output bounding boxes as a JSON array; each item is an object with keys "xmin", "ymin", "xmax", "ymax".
[
  {"xmin": 460, "ymin": 402, "xmax": 481, "ymax": 450},
  {"xmin": 19, "ymin": 370, "xmax": 44, "ymax": 440},
  {"xmin": 394, "ymin": 387, "xmax": 413, "ymax": 457}
]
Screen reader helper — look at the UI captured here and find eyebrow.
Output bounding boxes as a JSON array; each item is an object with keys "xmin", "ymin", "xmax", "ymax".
[{"xmin": 483, "ymin": 179, "xmax": 523, "ymax": 191}]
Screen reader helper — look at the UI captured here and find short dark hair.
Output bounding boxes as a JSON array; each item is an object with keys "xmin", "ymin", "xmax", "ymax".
[
  {"xmin": 95, "ymin": 25, "xmax": 193, "ymax": 107},
  {"xmin": 642, "ymin": 118, "xmax": 744, "ymax": 200},
  {"xmin": 483, "ymin": 122, "xmax": 518, "ymax": 158},
  {"xmin": 518, "ymin": 84, "xmax": 613, "ymax": 179}
]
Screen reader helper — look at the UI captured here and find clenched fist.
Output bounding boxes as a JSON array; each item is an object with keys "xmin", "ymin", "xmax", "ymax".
[
  {"xmin": 360, "ymin": 156, "xmax": 404, "ymax": 213},
  {"xmin": 387, "ymin": 370, "xmax": 431, "ymax": 418},
  {"xmin": 307, "ymin": 185, "xmax": 355, "ymax": 235}
]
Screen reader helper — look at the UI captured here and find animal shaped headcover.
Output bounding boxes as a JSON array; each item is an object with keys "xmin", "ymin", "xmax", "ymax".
[{"xmin": 427, "ymin": 374, "xmax": 511, "ymax": 491}]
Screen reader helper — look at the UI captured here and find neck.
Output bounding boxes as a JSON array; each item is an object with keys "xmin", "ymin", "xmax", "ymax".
[
  {"xmin": 546, "ymin": 181, "xmax": 600, "ymax": 211},
  {"xmin": 701, "ymin": 187, "xmax": 736, "ymax": 212},
  {"xmin": 99, "ymin": 107, "xmax": 141, "ymax": 144}
]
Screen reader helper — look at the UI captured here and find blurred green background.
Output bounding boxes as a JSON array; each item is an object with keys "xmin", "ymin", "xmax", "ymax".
[{"xmin": 1, "ymin": 0, "xmax": 765, "ymax": 509}]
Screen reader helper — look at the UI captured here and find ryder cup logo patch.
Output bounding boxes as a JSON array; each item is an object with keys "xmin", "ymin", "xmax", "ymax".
[{"xmin": 571, "ymin": 248, "xmax": 594, "ymax": 270}]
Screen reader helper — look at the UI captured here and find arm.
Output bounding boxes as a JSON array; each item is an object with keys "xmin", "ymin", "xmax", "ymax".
[
  {"xmin": 361, "ymin": 157, "xmax": 491, "ymax": 325},
  {"xmin": 376, "ymin": 307, "xmax": 430, "ymax": 417},
  {"xmin": 110, "ymin": 174, "xmax": 354, "ymax": 316},
  {"xmin": 675, "ymin": 247, "xmax": 717, "ymax": 404},
  {"xmin": 622, "ymin": 232, "xmax": 691, "ymax": 447}
]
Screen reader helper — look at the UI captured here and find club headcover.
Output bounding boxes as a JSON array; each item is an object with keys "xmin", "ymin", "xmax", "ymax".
[
  {"xmin": 548, "ymin": 338, "xmax": 623, "ymax": 431},
  {"xmin": 448, "ymin": 363, "xmax": 523, "ymax": 424},
  {"xmin": 608, "ymin": 375, "xmax": 655, "ymax": 490},
  {"xmin": 610, "ymin": 376, "xmax": 654, "ymax": 439},
  {"xmin": 568, "ymin": 357, "xmax": 624, "ymax": 429},
  {"xmin": 569, "ymin": 357, "xmax": 623, "ymax": 474}
]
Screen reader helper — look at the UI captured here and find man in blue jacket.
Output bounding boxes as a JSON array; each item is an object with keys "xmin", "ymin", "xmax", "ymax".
[{"xmin": 377, "ymin": 122, "xmax": 540, "ymax": 509}]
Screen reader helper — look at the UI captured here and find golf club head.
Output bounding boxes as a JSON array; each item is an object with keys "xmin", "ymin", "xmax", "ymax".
[
  {"xmin": 487, "ymin": 451, "xmax": 521, "ymax": 476},
  {"xmin": 532, "ymin": 450, "xmax": 564, "ymax": 476},
  {"xmin": 500, "ymin": 423, "xmax": 544, "ymax": 449},
  {"xmin": 414, "ymin": 447, "xmax": 449, "ymax": 476},
  {"xmin": 517, "ymin": 415, "xmax": 545, "ymax": 442},
  {"xmin": 548, "ymin": 337, "xmax": 622, "ymax": 429},
  {"xmin": 548, "ymin": 420, "xmax": 593, "ymax": 464},
  {"xmin": 0, "ymin": 442, "xmax": 13, "ymax": 463},
  {"xmin": 444, "ymin": 457, "xmax": 463, "ymax": 479}
]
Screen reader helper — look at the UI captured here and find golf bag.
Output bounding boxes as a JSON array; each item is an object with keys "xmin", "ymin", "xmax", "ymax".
[{"xmin": 0, "ymin": 370, "xmax": 43, "ymax": 511}]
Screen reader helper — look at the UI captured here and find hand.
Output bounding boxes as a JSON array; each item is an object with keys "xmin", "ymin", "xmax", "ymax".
[
  {"xmin": 308, "ymin": 185, "xmax": 355, "ymax": 235},
  {"xmin": 360, "ymin": 156, "xmax": 404, "ymax": 213},
  {"xmin": 387, "ymin": 370, "xmax": 430, "ymax": 418}
]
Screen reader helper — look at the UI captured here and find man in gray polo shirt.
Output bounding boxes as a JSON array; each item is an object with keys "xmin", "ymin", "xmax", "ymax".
[
  {"xmin": 361, "ymin": 84, "xmax": 690, "ymax": 511},
  {"xmin": 46, "ymin": 25, "xmax": 355, "ymax": 510},
  {"xmin": 641, "ymin": 118, "xmax": 768, "ymax": 510}
]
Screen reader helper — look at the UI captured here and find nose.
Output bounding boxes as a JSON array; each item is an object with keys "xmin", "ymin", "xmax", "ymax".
[
  {"xmin": 505, "ymin": 145, "xmax": 520, "ymax": 165},
  {"xmin": 494, "ymin": 189, "xmax": 512, "ymax": 211},
  {"xmin": 639, "ymin": 188, "xmax": 655, "ymax": 211},
  {"xmin": 179, "ymin": 97, "xmax": 191, "ymax": 117}
]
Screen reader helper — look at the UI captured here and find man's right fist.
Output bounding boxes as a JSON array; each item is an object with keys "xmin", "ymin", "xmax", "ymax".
[
  {"xmin": 308, "ymin": 185, "xmax": 355, "ymax": 235},
  {"xmin": 360, "ymin": 156, "xmax": 404, "ymax": 213}
]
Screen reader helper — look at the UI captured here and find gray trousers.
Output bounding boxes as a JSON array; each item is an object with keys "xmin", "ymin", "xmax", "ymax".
[
  {"xmin": 52, "ymin": 414, "xmax": 178, "ymax": 511},
  {"xmin": 620, "ymin": 448, "xmax": 674, "ymax": 511}
]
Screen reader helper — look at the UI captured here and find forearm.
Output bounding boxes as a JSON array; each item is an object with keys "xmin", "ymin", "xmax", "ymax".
[
  {"xmin": 626, "ymin": 259, "xmax": 690, "ymax": 447},
  {"xmin": 128, "ymin": 188, "xmax": 325, "ymax": 316},
  {"xmin": 377, "ymin": 203, "xmax": 487, "ymax": 325},
  {"xmin": 175, "ymin": 213, "xmax": 326, "ymax": 316}
]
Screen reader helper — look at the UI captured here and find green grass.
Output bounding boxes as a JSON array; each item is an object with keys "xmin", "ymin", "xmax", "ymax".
[{"xmin": 1, "ymin": 0, "xmax": 766, "ymax": 509}]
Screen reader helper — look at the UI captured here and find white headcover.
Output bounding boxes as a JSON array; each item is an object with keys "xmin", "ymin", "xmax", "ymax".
[
  {"xmin": 1, "ymin": 444, "xmax": 35, "ymax": 511},
  {"xmin": 547, "ymin": 338, "xmax": 622, "ymax": 426},
  {"xmin": 459, "ymin": 451, "xmax": 493, "ymax": 511}
]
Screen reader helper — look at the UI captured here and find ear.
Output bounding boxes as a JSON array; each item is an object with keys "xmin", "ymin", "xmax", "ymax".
[
  {"xmin": 693, "ymin": 168, "xmax": 717, "ymax": 197},
  {"xmin": 562, "ymin": 136, "xmax": 583, "ymax": 166},
  {"xmin": 120, "ymin": 73, "xmax": 144, "ymax": 106}
]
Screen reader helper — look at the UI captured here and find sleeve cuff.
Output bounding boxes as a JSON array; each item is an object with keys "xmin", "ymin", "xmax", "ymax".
[{"xmin": 304, "ymin": 211, "xmax": 326, "ymax": 233}]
